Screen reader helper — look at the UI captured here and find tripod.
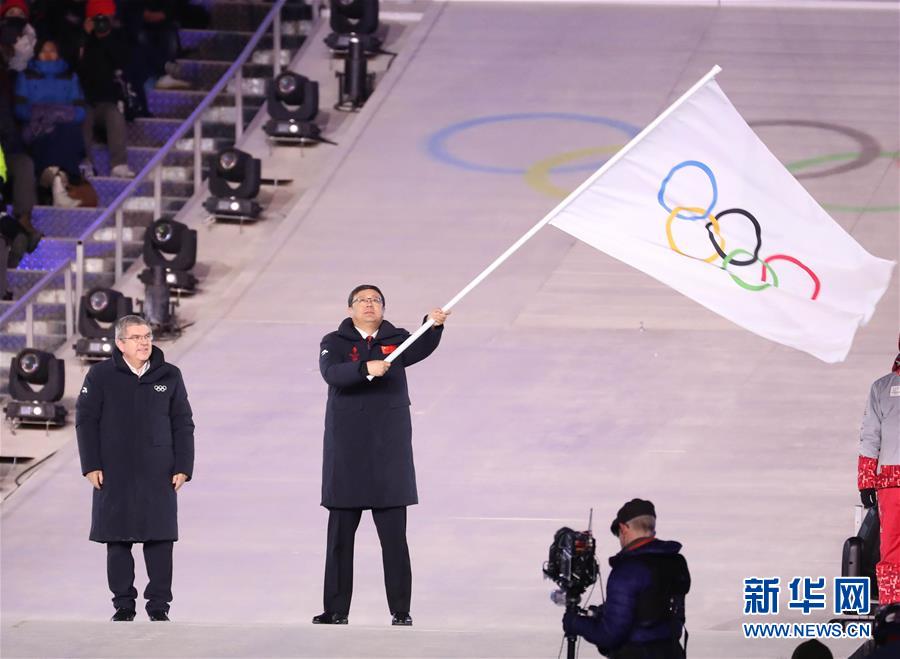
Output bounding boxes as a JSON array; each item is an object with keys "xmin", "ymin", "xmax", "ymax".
[{"xmin": 563, "ymin": 592, "xmax": 585, "ymax": 659}]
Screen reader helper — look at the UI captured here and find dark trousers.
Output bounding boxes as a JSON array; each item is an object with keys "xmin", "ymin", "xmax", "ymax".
[
  {"xmin": 83, "ymin": 103, "xmax": 129, "ymax": 169},
  {"xmin": 106, "ymin": 541, "xmax": 174, "ymax": 613},
  {"xmin": 323, "ymin": 506, "xmax": 411, "ymax": 615}
]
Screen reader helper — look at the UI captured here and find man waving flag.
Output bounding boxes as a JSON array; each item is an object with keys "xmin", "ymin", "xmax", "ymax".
[
  {"xmin": 380, "ymin": 66, "xmax": 894, "ymax": 368},
  {"xmin": 548, "ymin": 70, "xmax": 894, "ymax": 363}
]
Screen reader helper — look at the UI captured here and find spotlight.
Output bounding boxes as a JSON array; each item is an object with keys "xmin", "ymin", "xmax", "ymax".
[
  {"xmin": 263, "ymin": 72, "xmax": 323, "ymax": 143},
  {"xmin": 138, "ymin": 218, "xmax": 198, "ymax": 294},
  {"xmin": 324, "ymin": 0, "xmax": 382, "ymax": 53},
  {"xmin": 335, "ymin": 36, "xmax": 374, "ymax": 112},
  {"xmin": 140, "ymin": 266, "xmax": 177, "ymax": 335},
  {"xmin": 4, "ymin": 349, "xmax": 67, "ymax": 426},
  {"xmin": 203, "ymin": 147, "xmax": 262, "ymax": 221},
  {"xmin": 74, "ymin": 287, "xmax": 135, "ymax": 360}
]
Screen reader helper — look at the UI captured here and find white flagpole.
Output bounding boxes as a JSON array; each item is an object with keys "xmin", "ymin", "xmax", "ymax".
[{"xmin": 371, "ymin": 65, "xmax": 724, "ymax": 377}]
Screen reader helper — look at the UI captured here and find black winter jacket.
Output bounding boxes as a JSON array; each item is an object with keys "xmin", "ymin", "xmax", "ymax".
[
  {"xmin": 76, "ymin": 346, "xmax": 194, "ymax": 542},
  {"xmin": 319, "ymin": 317, "xmax": 442, "ymax": 509}
]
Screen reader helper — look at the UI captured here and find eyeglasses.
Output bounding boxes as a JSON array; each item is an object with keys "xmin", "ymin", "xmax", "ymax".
[
  {"xmin": 352, "ymin": 297, "xmax": 383, "ymax": 306},
  {"xmin": 121, "ymin": 333, "xmax": 153, "ymax": 343}
]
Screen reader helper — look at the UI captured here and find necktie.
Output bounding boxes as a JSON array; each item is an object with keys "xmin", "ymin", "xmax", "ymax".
[{"xmin": 367, "ymin": 336, "xmax": 374, "ymax": 349}]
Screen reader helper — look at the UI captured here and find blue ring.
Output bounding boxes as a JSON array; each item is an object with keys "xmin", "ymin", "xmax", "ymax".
[
  {"xmin": 425, "ymin": 113, "xmax": 640, "ymax": 175},
  {"xmin": 657, "ymin": 160, "xmax": 718, "ymax": 220}
]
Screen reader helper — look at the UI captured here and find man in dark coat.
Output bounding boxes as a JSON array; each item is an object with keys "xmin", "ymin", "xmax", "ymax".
[
  {"xmin": 313, "ymin": 284, "xmax": 449, "ymax": 627},
  {"xmin": 564, "ymin": 499, "xmax": 690, "ymax": 658},
  {"xmin": 76, "ymin": 314, "xmax": 194, "ymax": 622}
]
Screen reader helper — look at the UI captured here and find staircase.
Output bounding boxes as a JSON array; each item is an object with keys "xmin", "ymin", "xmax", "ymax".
[{"xmin": 0, "ymin": 0, "xmax": 312, "ymax": 394}]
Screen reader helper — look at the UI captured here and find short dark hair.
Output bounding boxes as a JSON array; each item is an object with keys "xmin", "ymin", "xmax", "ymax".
[{"xmin": 347, "ymin": 284, "xmax": 385, "ymax": 307}]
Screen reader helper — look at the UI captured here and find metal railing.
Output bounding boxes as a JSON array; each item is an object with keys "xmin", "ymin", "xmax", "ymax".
[{"xmin": 0, "ymin": 0, "xmax": 289, "ymax": 339}]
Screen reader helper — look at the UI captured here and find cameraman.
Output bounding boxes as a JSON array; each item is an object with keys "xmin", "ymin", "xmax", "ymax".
[
  {"xmin": 563, "ymin": 499, "xmax": 690, "ymax": 659},
  {"xmin": 80, "ymin": 0, "xmax": 135, "ymax": 178}
]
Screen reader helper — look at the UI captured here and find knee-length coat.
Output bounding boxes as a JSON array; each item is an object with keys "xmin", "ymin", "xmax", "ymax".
[
  {"xmin": 319, "ymin": 318, "xmax": 443, "ymax": 509},
  {"xmin": 76, "ymin": 346, "xmax": 194, "ymax": 542}
]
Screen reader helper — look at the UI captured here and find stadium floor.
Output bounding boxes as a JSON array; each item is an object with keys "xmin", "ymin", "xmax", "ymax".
[{"xmin": 2, "ymin": 1, "xmax": 898, "ymax": 657}]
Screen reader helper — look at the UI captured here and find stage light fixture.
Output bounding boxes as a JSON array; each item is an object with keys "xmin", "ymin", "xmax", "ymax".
[
  {"xmin": 138, "ymin": 218, "xmax": 198, "ymax": 294},
  {"xmin": 335, "ymin": 36, "xmax": 374, "ymax": 112},
  {"xmin": 141, "ymin": 266, "xmax": 177, "ymax": 335},
  {"xmin": 264, "ymin": 72, "xmax": 323, "ymax": 143},
  {"xmin": 4, "ymin": 349, "xmax": 67, "ymax": 427},
  {"xmin": 203, "ymin": 147, "xmax": 263, "ymax": 221},
  {"xmin": 74, "ymin": 287, "xmax": 134, "ymax": 360},
  {"xmin": 324, "ymin": 0, "xmax": 382, "ymax": 53}
]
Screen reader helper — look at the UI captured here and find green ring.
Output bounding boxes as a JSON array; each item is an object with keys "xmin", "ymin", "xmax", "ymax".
[
  {"xmin": 723, "ymin": 249, "xmax": 779, "ymax": 292},
  {"xmin": 786, "ymin": 151, "xmax": 900, "ymax": 213}
]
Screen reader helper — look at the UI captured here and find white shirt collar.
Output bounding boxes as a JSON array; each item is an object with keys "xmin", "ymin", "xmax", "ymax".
[
  {"xmin": 125, "ymin": 359, "xmax": 150, "ymax": 378},
  {"xmin": 355, "ymin": 326, "xmax": 378, "ymax": 340}
]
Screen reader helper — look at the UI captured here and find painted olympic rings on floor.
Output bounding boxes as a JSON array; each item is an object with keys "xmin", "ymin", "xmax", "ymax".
[
  {"xmin": 425, "ymin": 113, "xmax": 639, "ymax": 175},
  {"xmin": 657, "ymin": 161, "xmax": 718, "ymax": 220},
  {"xmin": 786, "ymin": 151, "xmax": 900, "ymax": 213},
  {"xmin": 749, "ymin": 120, "xmax": 882, "ymax": 180},
  {"xmin": 523, "ymin": 146, "xmax": 622, "ymax": 197}
]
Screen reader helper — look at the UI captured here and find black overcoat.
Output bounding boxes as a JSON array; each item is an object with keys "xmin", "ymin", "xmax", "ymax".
[
  {"xmin": 319, "ymin": 317, "xmax": 443, "ymax": 509},
  {"xmin": 76, "ymin": 346, "xmax": 195, "ymax": 542}
]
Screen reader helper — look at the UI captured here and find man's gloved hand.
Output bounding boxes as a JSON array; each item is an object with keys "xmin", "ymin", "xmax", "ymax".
[
  {"xmin": 861, "ymin": 488, "xmax": 877, "ymax": 508},
  {"xmin": 562, "ymin": 609, "xmax": 579, "ymax": 636}
]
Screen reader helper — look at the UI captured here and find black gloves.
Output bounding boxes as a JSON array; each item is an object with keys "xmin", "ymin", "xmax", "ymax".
[{"xmin": 860, "ymin": 488, "xmax": 877, "ymax": 508}]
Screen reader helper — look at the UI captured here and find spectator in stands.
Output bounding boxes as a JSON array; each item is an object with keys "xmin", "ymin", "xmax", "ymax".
[
  {"xmin": 122, "ymin": 0, "xmax": 190, "ymax": 90},
  {"xmin": 0, "ymin": 143, "xmax": 10, "ymax": 300},
  {"xmin": 14, "ymin": 38, "xmax": 86, "ymax": 208},
  {"xmin": 0, "ymin": 33, "xmax": 41, "ymax": 256},
  {"xmin": 29, "ymin": 0, "xmax": 87, "ymax": 68},
  {"xmin": 80, "ymin": 1, "xmax": 136, "ymax": 178},
  {"xmin": 0, "ymin": 0, "xmax": 37, "ymax": 73}
]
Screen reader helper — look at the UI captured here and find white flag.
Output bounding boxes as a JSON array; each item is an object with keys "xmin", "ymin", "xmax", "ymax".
[{"xmin": 549, "ymin": 76, "xmax": 894, "ymax": 363}]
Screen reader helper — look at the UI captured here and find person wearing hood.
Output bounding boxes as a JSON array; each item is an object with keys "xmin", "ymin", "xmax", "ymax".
[
  {"xmin": 79, "ymin": 0, "xmax": 135, "ymax": 179},
  {"xmin": 0, "ymin": 0, "xmax": 37, "ymax": 73},
  {"xmin": 858, "ymin": 336, "xmax": 900, "ymax": 607},
  {"xmin": 563, "ymin": 499, "xmax": 690, "ymax": 658},
  {"xmin": 76, "ymin": 314, "xmax": 195, "ymax": 622},
  {"xmin": 14, "ymin": 37, "xmax": 86, "ymax": 207},
  {"xmin": 313, "ymin": 285, "xmax": 449, "ymax": 627}
]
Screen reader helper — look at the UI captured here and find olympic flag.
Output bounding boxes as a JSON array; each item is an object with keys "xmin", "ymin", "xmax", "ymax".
[
  {"xmin": 546, "ymin": 70, "xmax": 894, "ymax": 363},
  {"xmin": 377, "ymin": 67, "xmax": 893, "ymax": 373}
]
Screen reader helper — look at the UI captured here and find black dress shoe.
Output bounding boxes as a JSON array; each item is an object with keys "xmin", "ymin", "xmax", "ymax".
[
  {"xmin": 391, "ymin": 612, "xmax": 412, "ymax": 626},
  {"xmin": 148, "ymin": 610, "xmax": 170, "ymax": 621},
  {"xmin": 312, "ymin": 611, "xmax": 348, "ymax": 624},
  {"xmin": 111, "ymin": 608, "xmax": 136, "ymax": 621}
]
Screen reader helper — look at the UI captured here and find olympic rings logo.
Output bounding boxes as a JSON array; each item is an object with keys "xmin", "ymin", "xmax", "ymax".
[{"xmin": 657, "ymin": 160, "xmax": 821, "ymax": 300}]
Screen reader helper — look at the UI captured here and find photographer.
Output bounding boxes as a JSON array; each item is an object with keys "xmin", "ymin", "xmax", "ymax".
[
  {"xmin": 0, "ymin": 0, "xmax": 36, "ymax": 72},
  {"xmin": 563, "ymin": 499, "xmax": 690, "ymax": 659},
  {"xmin": 80, "ymin": 0, "xmax": 135, "ymax": 178}
]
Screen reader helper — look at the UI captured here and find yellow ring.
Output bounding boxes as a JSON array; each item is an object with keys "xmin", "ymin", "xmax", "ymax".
[
  {"xmin": 523, "ymin": 146, "xmax": 622, "ymax": 198},
  {"xmin": 665, "ymin": 206, "xmax": 725, "ymax": 264}
]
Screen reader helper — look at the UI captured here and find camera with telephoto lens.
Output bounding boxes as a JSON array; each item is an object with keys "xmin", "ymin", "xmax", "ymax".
[
  {"xmin": 543, "ymin": 526, "xmax": 598, "ymax": 607},
  {"xmin": 93, "ymin": 14, "xmax": 112, "ymax": 36}
]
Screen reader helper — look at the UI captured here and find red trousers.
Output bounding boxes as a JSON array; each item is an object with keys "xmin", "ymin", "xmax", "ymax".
[{"xmin": 877, "ymin": 487, "xmax": 900, "ymax": 604}]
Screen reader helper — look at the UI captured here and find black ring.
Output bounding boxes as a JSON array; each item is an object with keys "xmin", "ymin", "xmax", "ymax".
[
  {"xmin": 748, "ymin": 119, "xmax": 882, "ymax": 180},
  {"xmin": 706, "ymin": 208, "xmax": 762, "ymax": 266}
]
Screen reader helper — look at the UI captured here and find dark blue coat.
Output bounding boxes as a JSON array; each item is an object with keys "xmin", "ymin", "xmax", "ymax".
[
  {"xmin": 76, "ymin": 346, "xmax": 195, "ymax": 542},
  {"xmin": 567, "ymin": 539, "xmax": 690, "ymax": 654},
  {"xmin": 319, "ymin": 317, "xmax": 443, "ymax": 509}
]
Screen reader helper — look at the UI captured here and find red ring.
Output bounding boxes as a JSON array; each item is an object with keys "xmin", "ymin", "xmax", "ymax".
[{"xmin": 760, "ymin": 254, "xmax": 821, "ymax": 300}]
